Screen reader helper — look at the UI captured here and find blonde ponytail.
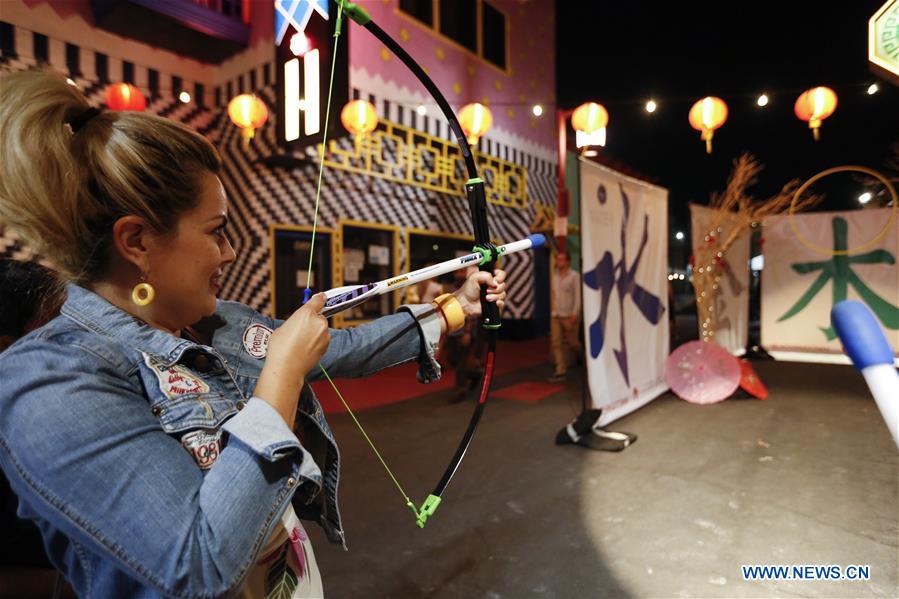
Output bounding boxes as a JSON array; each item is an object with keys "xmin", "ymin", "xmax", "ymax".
[{"xmin": 0, "ymin": 69, "xmax": 221, "ymax": 283}]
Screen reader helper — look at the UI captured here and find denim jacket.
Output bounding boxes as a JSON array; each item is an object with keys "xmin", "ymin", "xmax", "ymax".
[{"xmin": 0, "ymin": 284, "xmax": 442, "ymax": 598}]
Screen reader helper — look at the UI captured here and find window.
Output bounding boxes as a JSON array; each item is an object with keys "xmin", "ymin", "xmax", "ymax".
[
  {"xmin": 399, "ymin": 0, "xmax": 433, "ymax": 27},
  {"xmin": 148, "ymin": 69, "xmax": 159, "ymax": 98},
  {"xmin": 122, "ymin": 61, "xmax": 134, "ymax": 84},
  {"xmin": 95, "ymin": 52, "xmax": 109, "ymax": 84},
  {"xmin": 65, "ymin": 43, "xmax": 80, "ymax": 77},
  {"xmin": 399, "ymin": 0, "xmax": 508, "ymax": 70},
  {"xmin": 439, "ymin": 0, "xmax": 476, "ymax": 53},
  {"xmin": 193, "ymin": 0, "xmax": 243, "ymax": 20},
  {"xmin": 0, "ymin": 22, "xmax": 15, "ymax": 58},
  {"xmin": 194, "ymin": 82, "xmax": 205, "ymax": 108},
  {"xmin": 339, "ymin": 222, "xmax": 399, "ymax": 324},
  {"xmin": 33, "ymin": 32, "xmax": 48, "ymax": 64},
  {"xmin": 481, "ymin": 2, "xmax": 506, "ymax": 69},
  {"xmin": 271, "ymin": 225, "xmax": 335, "ymax": 321}
]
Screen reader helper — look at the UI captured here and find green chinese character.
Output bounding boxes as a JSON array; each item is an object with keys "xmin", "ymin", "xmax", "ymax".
[{"xmin": 778, "ymin": 217, "xmax": 898, "ymax": 340}]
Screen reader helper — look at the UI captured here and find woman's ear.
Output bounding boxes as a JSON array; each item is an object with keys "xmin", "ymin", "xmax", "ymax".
[{"xmin": 111, "ymin": 215, "xmax": 153, "ymax": 272}]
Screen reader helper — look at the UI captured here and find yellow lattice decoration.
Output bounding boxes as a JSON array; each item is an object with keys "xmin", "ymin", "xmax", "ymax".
[
  {"xmin": 529, "ymin": 203, "xmax": 556, "ymax": 233},
  {"xmin": 323, "ymin": 119, "xmax": 528, "ymax": 210}
]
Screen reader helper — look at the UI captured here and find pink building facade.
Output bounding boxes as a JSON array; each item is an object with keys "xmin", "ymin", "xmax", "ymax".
[{"xmin": 0, "ymin": 0, "xmax": 556, "ymax": 329}]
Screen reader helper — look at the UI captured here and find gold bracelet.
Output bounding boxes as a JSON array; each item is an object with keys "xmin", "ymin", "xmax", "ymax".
[{"xmin": 433, "ymin": 293, "xmax": 466, "ymax": 334}]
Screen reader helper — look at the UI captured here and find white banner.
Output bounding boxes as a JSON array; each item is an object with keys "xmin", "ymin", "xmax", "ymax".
[
  {"xmin": 689, "ymin": 204, "xmax": 751, "ymax": 355},
  {"xmin": 579, "ymin": 160, "xmax": 670, "ymax": 425},
  {"xmin": 762, "ymin": 208, "xmax": 899, "ymax": 361}
]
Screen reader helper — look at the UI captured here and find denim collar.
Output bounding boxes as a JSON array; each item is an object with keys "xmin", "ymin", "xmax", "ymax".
[{"xmin": 61, "ymin": 284, "xmax": 194, "ymax": 367}]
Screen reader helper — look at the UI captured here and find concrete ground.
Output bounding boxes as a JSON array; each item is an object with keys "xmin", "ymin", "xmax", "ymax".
[{"xmin": 307, "ymin": 357, "xmax": 898, "ymax": 599}]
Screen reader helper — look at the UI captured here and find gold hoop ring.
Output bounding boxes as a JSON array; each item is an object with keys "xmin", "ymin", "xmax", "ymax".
[
  {"xmin": 132, "ymin": 282, "xmax": 155, "ymax": 306},
  {"xmin": 788, "ymin": 165, "xmax": 897, "ymax": 256}
]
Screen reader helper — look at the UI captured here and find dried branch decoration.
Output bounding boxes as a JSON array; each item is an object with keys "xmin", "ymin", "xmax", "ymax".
[{"xmin": 693, "ymin": 153, "xmax": 819, "ymax": 341}]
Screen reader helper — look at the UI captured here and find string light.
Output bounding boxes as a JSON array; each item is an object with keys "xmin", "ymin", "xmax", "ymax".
[
  {"xmin": 20, "ymin": 22, "xmax": 885, "ymax": 136},
  {"xmin": 179, "ymin": 91, "xmax": 191, "ymax": 103},
  {"xmin": 675, "ymin": 231, "xmax": 685, "ymax": 240},
  {"xmin": 858, "ymin": 192, "xmax": 872, "ymax": 204},
  {"xmin": 290, "ymin": 33, "xmax": 312, "ymax": 57}
]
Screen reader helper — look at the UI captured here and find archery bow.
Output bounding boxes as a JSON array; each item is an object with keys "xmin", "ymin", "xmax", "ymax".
[{"xmin": 306, "ymin": 0, "xmax": 503, "ymax": 528}]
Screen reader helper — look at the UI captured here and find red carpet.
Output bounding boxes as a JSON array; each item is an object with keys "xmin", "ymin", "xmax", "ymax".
[
  {"xmin": 491, "ymin": 381, "xmax": 566, "ymax": 403},
  {"xmin": 311, "ymin": 337, "xmax": 550, "ymax": 413}
]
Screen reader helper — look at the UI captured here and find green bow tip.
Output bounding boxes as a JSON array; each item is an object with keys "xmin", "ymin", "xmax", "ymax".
[
  {"xmin": 338, "ymin": 0, "xmax": 371, "ymax": 25},
  {"xmin": 416, "ymin": 494, "xmax": 442, "ymax": 528}
]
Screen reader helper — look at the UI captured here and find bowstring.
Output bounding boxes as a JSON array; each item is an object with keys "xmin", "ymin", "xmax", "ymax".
[{"xmin": 305, "ymin": 2, "xmax": 419, "ymax": 519}]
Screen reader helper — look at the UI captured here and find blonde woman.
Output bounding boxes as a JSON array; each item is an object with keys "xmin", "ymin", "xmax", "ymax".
[{"xmin": 0, "ymin": 70, "xmax": 506, "ymax": 598}]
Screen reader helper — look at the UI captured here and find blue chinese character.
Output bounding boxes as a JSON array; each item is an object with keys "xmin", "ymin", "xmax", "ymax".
[{"xmin": 584, "ymin": 184, "xmax": 665, "ymax": 385}]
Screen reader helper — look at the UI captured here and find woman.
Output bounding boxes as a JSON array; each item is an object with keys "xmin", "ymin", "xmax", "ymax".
[{"xmin": 0, "ymin": 70, "xmax": 506, "ymax": 598}]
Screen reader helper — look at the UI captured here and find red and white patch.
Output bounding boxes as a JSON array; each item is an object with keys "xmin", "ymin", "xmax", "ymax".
[
  {"xmin": 243, "ymin": 323, "xmax": 272, "ymax": 359},
  {"xmin": 142, "ymin": 353, "xmax": 210, "ymax": 399},
  {"xmin": 181, "ymin": 429, "xmax": 222, "ymax": 470}
]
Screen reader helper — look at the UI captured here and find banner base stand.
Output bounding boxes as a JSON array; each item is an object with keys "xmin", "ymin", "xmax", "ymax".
[
  {"xmin": 743, "ymin": 344, "xmax": 774, "ymax": 361},
  {"xmin": 555, "ymin": 409, "xmax": 638, "ymax": 452}
]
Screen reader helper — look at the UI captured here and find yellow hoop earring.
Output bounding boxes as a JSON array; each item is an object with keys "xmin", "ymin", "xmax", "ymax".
[{"xmin": 132, "ymin": 282, "xmax": 155, "ymax": 307}]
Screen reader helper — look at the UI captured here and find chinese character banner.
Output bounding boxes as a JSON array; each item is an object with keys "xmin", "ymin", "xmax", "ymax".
[
  {"xmin": 761, "ymin": 208, "xmax": 899, "ymax": 360},
  {"xmin": 690, "ymin": 204, "xmax": 751, "ymax": 355},
  {"xmin": 579, "ymin": 160, "xmax": 670, "ymax": 425}
]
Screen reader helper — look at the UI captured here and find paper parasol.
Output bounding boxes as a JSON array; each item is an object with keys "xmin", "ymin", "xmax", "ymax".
[{"xmin": 666, "ymin": 341, "xmax": 741, "ymax": 404}]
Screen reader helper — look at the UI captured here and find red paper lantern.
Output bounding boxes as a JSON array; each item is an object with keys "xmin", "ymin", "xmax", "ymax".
[
  {"xmin": 104, "ymin": 83, "xmax": 146, "ymax": 112},
  {"xmin": 571, "ymin": 102, "xmax": 609, "ymax": 134},
  {"xmin": 571, "ymin": 102, "xmax": 609, "ymax": 149},
  {"xmin": 228, "ymin": 94, "xmax": 269, "ymax": 146},
  {"xmin": 340, "ymin": 100, "xmax": 378, "ymax": 136},
  {"xmin": 688, "ymin": 96, "xmax": 728, "ymax": 154},
  {"xmin": 458, "ymin": 103, "xmax": 493, "ymax": 145},
  {"xmin": 794, "ymin": 86, "xmax": 837, "ymax": 141}
]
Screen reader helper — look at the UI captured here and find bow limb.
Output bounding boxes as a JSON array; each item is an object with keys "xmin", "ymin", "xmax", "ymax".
[{"xmin": 340, "ymin": 1, "xmax": 501, "ymax": 527}]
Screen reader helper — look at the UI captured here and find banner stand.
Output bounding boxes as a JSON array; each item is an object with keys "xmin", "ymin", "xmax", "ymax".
[{"xmin": 572, "ymin": 159, "xmax": 670, "ymax": 428}]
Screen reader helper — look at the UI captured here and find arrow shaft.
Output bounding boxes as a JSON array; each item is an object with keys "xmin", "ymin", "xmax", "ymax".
[{"xmin": 321, "ymin": 235, "xmax": 544, "ymax": 317}]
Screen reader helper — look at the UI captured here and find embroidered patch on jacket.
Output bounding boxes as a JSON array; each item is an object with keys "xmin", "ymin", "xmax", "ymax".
[
  {"xmin": 142, "ymin": 353, "xmax": 210, "ymax": 399},
  {"xmin": 181, "ymin": 429, "xmax": 222, "ymax": 470},
  {"xmin": 243, "ymin": 323, "xmax": 272, "ymax": 359}
]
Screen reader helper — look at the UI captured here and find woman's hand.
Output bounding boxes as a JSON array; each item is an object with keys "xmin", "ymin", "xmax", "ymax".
[
  {"xmin": 255, "ymin": 293, "xmax": 330, "ymax": 424},
  {"xmin": 270, "ymin": 292, "xmax": 330, "ymax": 377},
  {"xmin": 454, "ymin": 268, "xmax": 507, "ymax": 318}
]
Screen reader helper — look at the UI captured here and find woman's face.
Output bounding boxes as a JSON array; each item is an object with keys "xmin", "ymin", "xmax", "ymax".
[{"xmin": 146, "ymin": 171, "xmax": 236, "ymax": 330}]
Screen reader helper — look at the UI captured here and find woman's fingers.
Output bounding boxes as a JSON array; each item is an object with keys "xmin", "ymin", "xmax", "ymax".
[
  {"xmin": 460, "ymin": 268, "xmax": 507, "ymax": 314},
  {"xmin": 304, "ymin": 292, "xmax": 327, "ymax": 314}
]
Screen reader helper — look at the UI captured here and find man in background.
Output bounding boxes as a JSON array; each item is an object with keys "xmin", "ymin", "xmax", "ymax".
[{"xmin": 549, "ymin": 251, "xmax": 581, "ymax": 383}]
